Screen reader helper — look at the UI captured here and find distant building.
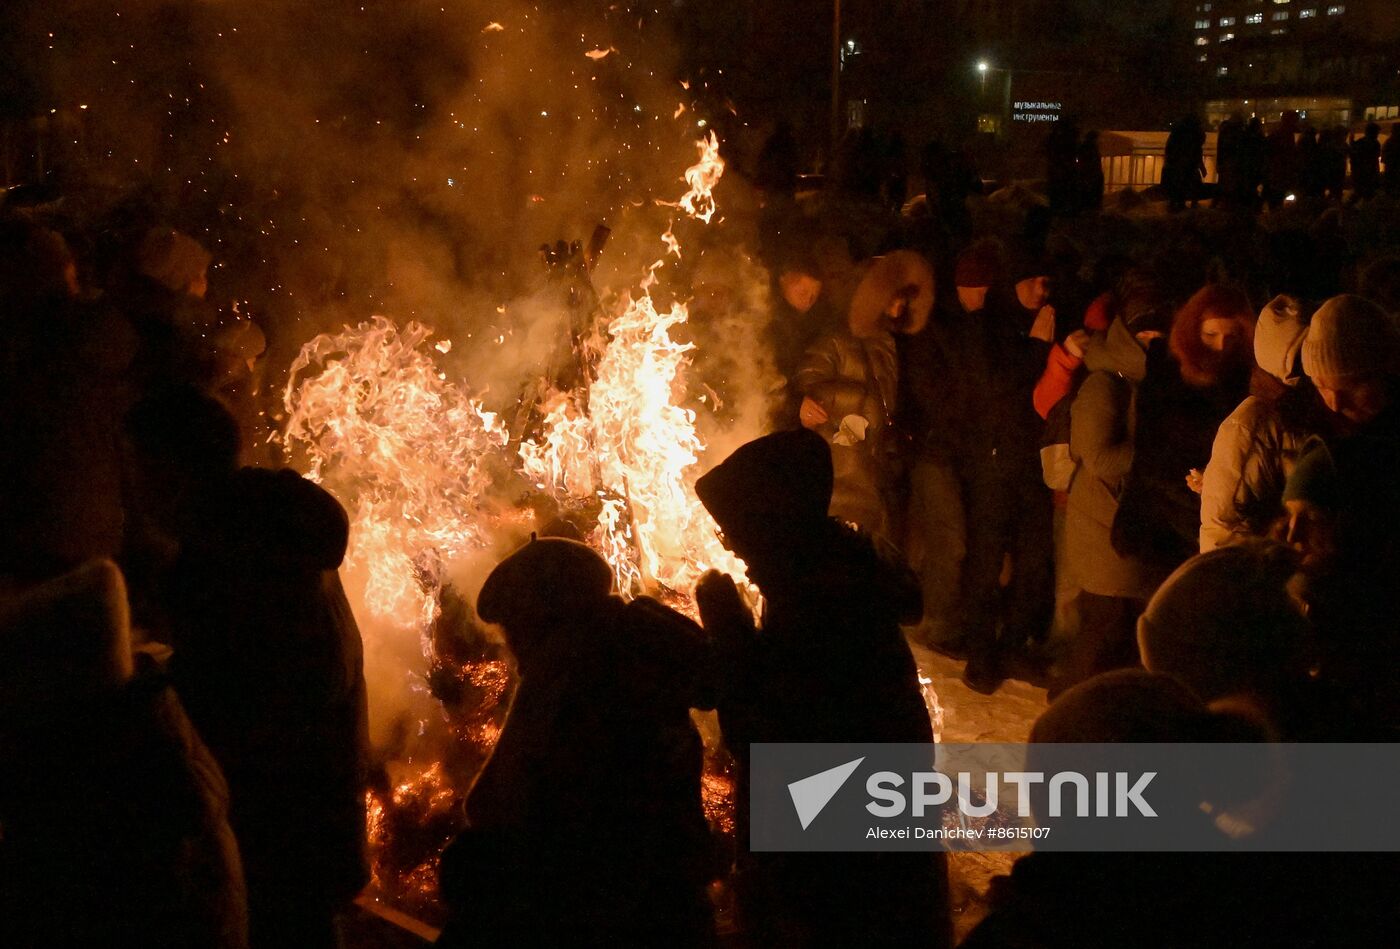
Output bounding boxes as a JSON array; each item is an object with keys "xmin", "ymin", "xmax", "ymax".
[{"xmin": 1186, "ymin": 0, "xmax": 1400, "ymax": 127}]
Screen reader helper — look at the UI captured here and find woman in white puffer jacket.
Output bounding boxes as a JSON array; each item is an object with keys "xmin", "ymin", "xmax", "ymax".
[{"xmin": 1199, "ymin": 295, "xmax": 1332, "ymax": 551}]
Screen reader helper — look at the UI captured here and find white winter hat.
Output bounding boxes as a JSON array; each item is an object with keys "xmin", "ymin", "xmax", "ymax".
[
  {"xmin": 1301, "ymin": 294, "xmax": 1400, "ymax": 383},
  {"xmin": 1253, "ymin": 295, "xmax": 1309, "ymax": 385}
]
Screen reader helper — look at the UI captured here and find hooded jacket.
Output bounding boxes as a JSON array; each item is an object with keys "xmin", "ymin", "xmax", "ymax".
[
  {"xmin": 1066, "ymin": 317, "xmax": 1158, "ymax": 599},
  {"xmin": 167, "ymin": 468, "xmax": 369, "ymax": 912}
]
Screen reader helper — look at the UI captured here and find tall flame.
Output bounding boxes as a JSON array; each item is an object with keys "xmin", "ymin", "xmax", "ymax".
[
  {"xmin": 282, "ymin": 317, "xmax": 508, "ymax": 633},
  {"xmin": 521, "ymin": 132, "xmax": 744, "ymax": 601}
]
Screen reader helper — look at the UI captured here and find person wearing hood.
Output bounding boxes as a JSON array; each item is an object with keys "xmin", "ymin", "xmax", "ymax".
[
  {"xmin": 0, "ymin": 559, "xmax": 249, "ymax": 947},
  {"xmin": 438, "ymin": 536, "xmax": 718, "ymax": 947},
  {"xmin": 122, "ymin": 387, "xmax": 369, "ymax": 948},
  {"xmin": 694, "ymin": 429, "xmax": 951, "ymax": 949},
  {"xmin": 955, "ymin": 246, "xmax": 1057, "ymax": 693},
  {"xmin": 795, "ymin": 250, "xmax": 935, "ymax": 544},
  {"xmin": 1199, "ymin": 295, "xmax": 1331, "ymax": 551},
  {"xmin": 1059, "ymin": 283, "xmax": 1254, "ymax": 695}
]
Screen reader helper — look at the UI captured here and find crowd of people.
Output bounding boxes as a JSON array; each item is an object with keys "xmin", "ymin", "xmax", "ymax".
[{"xmin": 4, "ymin": 109, "xmax": 1400, "ymax": 947}]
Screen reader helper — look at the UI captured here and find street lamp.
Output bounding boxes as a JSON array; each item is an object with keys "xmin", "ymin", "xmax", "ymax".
[{"xmin": 978, "ymin": 60, "xmax": 989, "ymax": 94}]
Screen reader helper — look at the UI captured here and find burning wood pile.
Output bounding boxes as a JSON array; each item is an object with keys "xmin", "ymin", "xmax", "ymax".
[{"xmin": 279, "ymin": 136, "xmax": 745, "ymax": 921}]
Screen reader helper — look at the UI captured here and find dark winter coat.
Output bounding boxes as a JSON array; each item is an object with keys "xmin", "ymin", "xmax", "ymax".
[
  {"xmin": 0, "ymin": 560, "xmax": 248, "ymax": 947},
  {"xmin": 442, "ymin": 595, "xmax": 717, "ymax": 946},
  {"xmin": 166, "ymin": 468, "xmax": 370, "ymax": 914},
  {"xmin": 898, "ymin": 298, "xmax": 979, "ymax": 464},
  {"xmin": 964, "ymin": 291, "xmax": 1053, "ymax": 478}
]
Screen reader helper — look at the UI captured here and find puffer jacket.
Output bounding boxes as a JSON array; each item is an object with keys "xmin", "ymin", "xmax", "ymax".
[
  {"xmin": 1066, "ymin": 318, "xmax": 1159, "ymax": 599},
  {"xmin": 1199, "ymin": 389, "xmax": 1313, "ymax": 552},
  {"xmin": 794, "ymin": 328, "xmax": 899, "ymax": 536}
]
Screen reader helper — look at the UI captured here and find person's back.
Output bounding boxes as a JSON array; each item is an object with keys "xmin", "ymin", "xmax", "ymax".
[
  {"xmin": 168, "ymin": 467, "xmax": 370, "ymax": 942},
  {"xmin": 441, "ymin": 539, "xmax": 716, "ymax": 947},
  {"xmin": 1350, "ymin": 125, "xmax": 1383, "ymax": 199},
  {"xmin": 124, "ymin": 389, "xmax": 368, "ymax": 945},
  {"xmin": 695, "ymin": 431, "xmax": 951, "ymax": 948}
]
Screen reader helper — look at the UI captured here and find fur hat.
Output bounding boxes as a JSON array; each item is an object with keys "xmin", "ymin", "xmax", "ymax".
[
  {"xmin": 1253, "ymin": 295, "xmax": 1309, "ymax": 385},
  {"xmin": 1301, "ymin": 294, "xmax": 1400, "ymax": 383},
  {"xmin": 847, "ymin": 250, "xmax": 934, "ymax": 338}
]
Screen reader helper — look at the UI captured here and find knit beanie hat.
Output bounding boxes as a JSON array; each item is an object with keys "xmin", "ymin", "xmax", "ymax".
[
  {"xmin": 1254, "ymin": 295, "xmax": 1309, "ymax": 385},
  {"xmin": 1301, "ymin": 294, "xmax": 1400, "ymax": 383},
  {"xmin": 1282, "ymin": 437, "xmax": 1338, "ymax": 511},
  {"xmin": 954, "ymin": 240, "xmax": 1001, "ymax": 289}
]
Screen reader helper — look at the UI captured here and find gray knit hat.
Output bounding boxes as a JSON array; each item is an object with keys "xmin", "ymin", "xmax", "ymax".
[
  {"xmin": 1301, "ymin": 294, "xmax": 1400, "ymax": 383},
  {"xmin": 1254, "ymin": 295, "xmax": 1308, "ymax": 385}
]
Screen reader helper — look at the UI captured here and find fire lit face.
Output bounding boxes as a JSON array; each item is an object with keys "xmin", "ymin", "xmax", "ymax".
[
  {"xmin": 957, "ymin": 286, "xmax": 989, "ymax": 313},
  {"xmin": 779, "ymin": 271, "xmax": 822, "ymax": 313},
  {"xmin": 1015, "ymin": 275, "xmax": 1051, "ymax": 311},
  {"xmin": 1312, "ymin": 373, "xmax": 1391, "ymax": 426},
  {"xmin": 1199, "ymin": 315, "xmax": 1245, "ymax": 354},
  {"xmin": 1284, "ymin": 498, "xmax": 1337, "ymax": 573}
]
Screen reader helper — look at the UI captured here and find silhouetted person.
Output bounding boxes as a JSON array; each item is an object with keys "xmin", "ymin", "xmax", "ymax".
[
  {"xmin": 1382, "ymin": 123, "xmax": 1400, "ymax": 194},
  {"xmin": 438, "ymin": 537, "xmax": 717, "ymax": 947},
  {"xmin": 1349, "ymin": 122, "xmax": 1383, "ymax": 202},
  {"xmin": 1263, "ymin": 111, "xmax": 1300, "ymax": 209},
  {"xmin": 958, "ymin": 247, "xmax": 1058, "ymax": 693},
  {"xmin": 1045, "ymin": 117, "xmax": 1081, "ymax": 216},
  {"xmin": 1297, "ymin": 126, "xmax": 1324, "ymax": 199},
  {"xmin": 1240, "ymin": 116, "xmax": 1267, "ymax": 208},
  {"xmin": 124, "ymin": 388, "xmax": 369, "ymax": 948},
  {"xmin": 1214, "ymin": 113, "xmax": 1244, "ymax": 209},
  {"xmin": 755, "ymin": 120, "xmax": 800, "ymax": 199},
  {"xmin": 1076, "ymin": 131, "xmax": 1105, "ymax": 212},
  {"xmin": 695, "ymin": 429, "xmax": 951, "ymax": 949},
  {"xmin": 1163, "ymin": 115, "xmax": 1205, "ymax": 212}
]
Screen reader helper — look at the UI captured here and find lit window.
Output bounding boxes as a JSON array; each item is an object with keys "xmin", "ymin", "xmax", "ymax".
[
  {"xmin": 1198, "ymin": 53, "xmax": 1209, "ymax": 62},
  {"xmin": 1220, "ymin": 32, "xmax": 1235, "ymax": 41},
  {"xmin": 1273, "ymin": 10, "xmax": 1289, "ymax": 18},
  {"xmin": 1271, "ymin": 27, "xmax": 1287, "ymax": 34},
  {"xmin": 1196, "ymin": 18, "xmax": 1211, "ymax": 28},
  {"xmin": 1273, "ymin": 0, "xmax": 1290, "ymax": 4},
  {"xmin": 1327, "ymin": 4, "xmax": 1345, "ymax": 13},
  {"xmin": 1196, "ymin": 35, "xmax": 1210, "ymax": 45},
  {"xmin": 1217, "ymin": 66, "xmax": 1230, "ymax": 76},
  {"xmin": 1246, "ymin": 13, "xmax": 1263, "ymax": 23},
  {"xmin": 1299, "ymin": 8, "xmax": 1317, "ymax": 17},
  {"xmin": 1219, "ymin": 16, "xmax": 1235, "ymax": 25},
  {"xmin": 1204, "ymin": 2, "xmax": 1212, "ymax": 9}
]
